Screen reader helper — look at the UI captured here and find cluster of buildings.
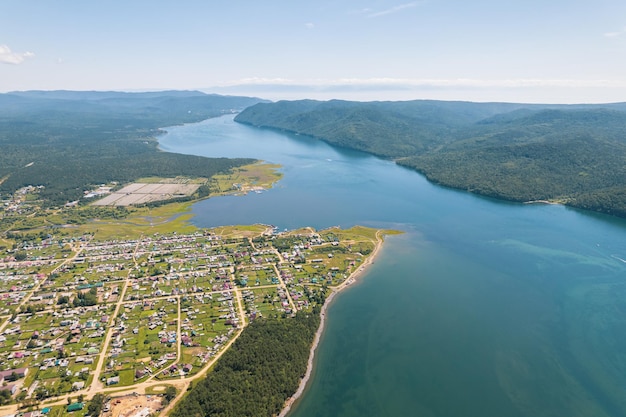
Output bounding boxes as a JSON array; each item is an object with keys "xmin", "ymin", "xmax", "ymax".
[{"xmin": 0, "ymin": 225, "xmax": 368, "ymax": 410}]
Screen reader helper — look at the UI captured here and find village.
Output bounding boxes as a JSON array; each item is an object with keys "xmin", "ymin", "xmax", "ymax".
[{"xmin": 0, "ymin": 216, "xmax": 376, "ymax": 417}]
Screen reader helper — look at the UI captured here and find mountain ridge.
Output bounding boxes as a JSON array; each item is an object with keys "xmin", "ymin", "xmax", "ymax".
[{"xmin": 235, "ymin": 99, "xmax": 626, "ymax": 217}]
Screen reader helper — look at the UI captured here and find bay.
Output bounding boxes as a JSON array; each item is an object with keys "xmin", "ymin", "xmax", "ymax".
[{"xmin": 159, "ymin": 114, "xmax": 626, "ymax": 417}]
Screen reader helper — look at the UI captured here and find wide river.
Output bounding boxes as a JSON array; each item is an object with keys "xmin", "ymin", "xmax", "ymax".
[{"xmin": 160, "ymin": 114, "xmax": 626, "ymax": 417}]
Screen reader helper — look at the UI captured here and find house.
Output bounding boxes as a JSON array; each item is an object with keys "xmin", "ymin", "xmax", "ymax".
[
  {"xmin": 0, "ymin": 367, "xmax": 28, "ymax": 382},
  {"xmin": 0, "ymin": 383, "xmax": 17, "ymax": 395},
  {"xmin": 67, "ymin": 402, "xmax": 84, "ymax": 412},
  {"xmin": 106, "ymin": 376, "xmax": 119, "ymax": 385},
  {"xmin": 72, "ymin": 381, "xmax": 85, "ymax": 391}
]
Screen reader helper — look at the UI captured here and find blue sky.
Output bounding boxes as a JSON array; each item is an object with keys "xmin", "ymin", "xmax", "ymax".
[{"xmin": 2, "ymin": 0, "xmax": 626, "ymax": 103}]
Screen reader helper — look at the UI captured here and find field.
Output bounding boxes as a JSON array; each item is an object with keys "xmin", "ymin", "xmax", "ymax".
[{"xmin": 93, "ymin": 181, "xmax": 201, "ymax": 207}]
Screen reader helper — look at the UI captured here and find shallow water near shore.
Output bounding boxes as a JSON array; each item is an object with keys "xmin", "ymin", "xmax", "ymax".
[{"xmin": 160, "ymin": 115, "xmax": 626, "ymax": 417}]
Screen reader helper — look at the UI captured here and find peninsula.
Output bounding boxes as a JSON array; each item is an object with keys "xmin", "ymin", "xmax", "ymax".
[{"xmin": 0, "ymin": 147, "xmax": 392, "ymax": 417}]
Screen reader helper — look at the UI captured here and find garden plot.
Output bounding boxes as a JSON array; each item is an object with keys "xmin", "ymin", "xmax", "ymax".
[{"xmin": 93, "ymin": 182, "xmax": 200, "ymax": 207}]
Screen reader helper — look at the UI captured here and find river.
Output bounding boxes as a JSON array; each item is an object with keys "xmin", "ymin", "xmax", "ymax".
[{"xmin": 159, "ymin": 114, "xmax": 626, "ymax": 417}]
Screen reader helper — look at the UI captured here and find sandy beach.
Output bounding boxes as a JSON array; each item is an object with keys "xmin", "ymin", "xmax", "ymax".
[{"xmin": 278, "ymin": 230, "xmax": 385, "ymax": 417}]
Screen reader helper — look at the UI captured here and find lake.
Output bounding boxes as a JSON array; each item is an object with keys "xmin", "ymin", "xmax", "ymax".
[{"xmin": 159, "ymin": 114, "xmax": 626, "ymax": 417}]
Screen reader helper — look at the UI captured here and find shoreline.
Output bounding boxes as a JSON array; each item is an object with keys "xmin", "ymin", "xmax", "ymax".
[
  {"xmin": 278, "ymin": 231, "xmax": 385, "ymax": 417},
  {"xmin": 523, "ymin": 199, "xmax": 563, "ymax": 205}
]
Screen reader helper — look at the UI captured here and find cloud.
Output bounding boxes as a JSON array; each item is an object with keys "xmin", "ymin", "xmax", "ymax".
[
  {"xmin": 0, "ymin": 44, "xmax": 34, "ymax": 65},
  {"xmin": 335, "ymin": 78, "xmax": 626, "ymax": 89},
  {"xmin": 208, "ymin": 77, "xmax": 626, "ymax": 104},
  {"xmin": 348, "ymin": 7, "xmax": 373, "ymax": 15},
  {"xmin": 305, "ymin": 22, "xmax": 315, "ymax": 29},
  {"xmin": 231, "ymin": 77, "xmax": 297, "ymax": 85},
  {"xmin": 220, "ymin": 77, "xmax": 626, "ymax": 89},
  {"xmin": 367, "ymin": 2, "xmax": 420, "ymax": 18},
  {"xmin": 604, "ymin": 27, "xmax": 626, "ymax": 37}
]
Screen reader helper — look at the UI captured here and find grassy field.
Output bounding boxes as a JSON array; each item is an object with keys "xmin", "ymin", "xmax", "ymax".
[
  {"xmin": 210, "ymin": 162, "xmax": 282, "ymax": 196},
  {"xmin": 82, "ymin": 203, "xmax": 197, "ymax": 240},
  {"xmin": 76, "ymin": 162, "xmax": 282, "ymax": 240},
  {"xmin": 210, "ymin": 224, "xmax": 270, "ymax": 238}
]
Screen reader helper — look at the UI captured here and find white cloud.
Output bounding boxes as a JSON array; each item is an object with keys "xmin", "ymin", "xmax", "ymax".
[
  {"xmin": 367, "ymin": 2, "xmax": 420, "ymax": 18},
  {"xmin": 209, "ymin": 77, "xmax": 626, "ymax": 104},
  {"xmin": 348, "ymin": 7, "xmax": 373, "ymax": 15},
  {"xmin": 305, "ymin": 22, "xmax": 315, "ymax": 29},
  {"xmin": 0, "ymin": 44, "xmax": 34, "ymax": 65},
  {"xmin": 604, "ymin": 27, "xmax": 626, "ymax": 37},
  {"xmin": 232, "ymin": 77, "xmax": 297, "ymax": 85},
  {"xmin": 221, "ymin": 77, "xmax": 626, "ymax": 89}
]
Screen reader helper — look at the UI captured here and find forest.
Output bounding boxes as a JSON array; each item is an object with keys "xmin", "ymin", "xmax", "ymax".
[
  {"xmin": 0, "ymin": 91, "xmax": 264, "ymax": 205},
  {"xmin": 170, "ymin": 310, "xmax": 320, "ymax": 417},
  {"xmin": 235, "ymin": 99, "xmax": 626, "ymax": 218}
]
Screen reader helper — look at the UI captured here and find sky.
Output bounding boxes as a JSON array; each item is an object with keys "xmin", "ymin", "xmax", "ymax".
[{"xmin": 2, "ymin": 0, "xmax": 626, "ymax": 103}]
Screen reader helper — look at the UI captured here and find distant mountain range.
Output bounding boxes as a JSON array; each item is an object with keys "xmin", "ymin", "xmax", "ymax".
[{"xmin": 235, "ymin": 99, "xmax": 626, "ymax": 218}]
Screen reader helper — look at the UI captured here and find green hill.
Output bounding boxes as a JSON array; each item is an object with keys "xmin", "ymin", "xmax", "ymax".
[{"xmin": 235, "ymin": 100, "xmax": 626, "ymax": 217}]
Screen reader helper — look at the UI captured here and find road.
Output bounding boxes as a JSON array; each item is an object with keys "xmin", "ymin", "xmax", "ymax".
[{"xmin": 89, "ymin": 240, "xmax": 139, "ymax": 394}]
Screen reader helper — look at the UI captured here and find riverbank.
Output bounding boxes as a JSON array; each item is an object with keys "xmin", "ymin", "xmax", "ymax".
[{"xmin": 278, "ymin": 231, "xmax": 386, "ymax": 417}]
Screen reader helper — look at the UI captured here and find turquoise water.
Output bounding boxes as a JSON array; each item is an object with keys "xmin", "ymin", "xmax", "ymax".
[{"xmin": 160, "ymin": 115, "xmax": 626, "ymax": 417}]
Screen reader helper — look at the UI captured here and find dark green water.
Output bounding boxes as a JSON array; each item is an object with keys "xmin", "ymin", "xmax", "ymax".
[{"xmin": 160, "ymin": 115, "xmax": 626, "ymax": 417}]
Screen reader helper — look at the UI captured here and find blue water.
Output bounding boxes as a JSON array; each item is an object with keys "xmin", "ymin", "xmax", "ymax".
[{"xmin": 160, "ymin": 115, "xmax": 626, "ymax": 417}]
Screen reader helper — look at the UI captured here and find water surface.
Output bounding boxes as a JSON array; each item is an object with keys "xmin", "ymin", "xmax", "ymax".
[{"xmin": 160, "ymin": 115, "xmax": 626, "ymax": 417}]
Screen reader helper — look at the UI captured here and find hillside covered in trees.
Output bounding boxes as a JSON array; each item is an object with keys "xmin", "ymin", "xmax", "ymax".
[
  {"xmin": 0, "ymin": 90, "xmax": 264, "ymax": 206},
  {"xmin": 171, "ymin": 311, "xmax": 320, "ymax": 417},
  {"xmin": 235, "ymin": 100, "xmax": 626, "ymax": 217}
]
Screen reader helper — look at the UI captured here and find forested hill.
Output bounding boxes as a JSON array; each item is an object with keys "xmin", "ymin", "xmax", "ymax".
[
  {"xmin": 0, "ymin": 91, "xmax": 265, "ymax": 205},
  {"xmin": 235, "ymin": 99, "xmax": 626, "ymax": 218}
]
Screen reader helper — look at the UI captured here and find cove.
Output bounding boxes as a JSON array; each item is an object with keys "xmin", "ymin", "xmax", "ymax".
[{"xmin": 159, "ymin": 114, "xmax": 626, "ymax": 417}]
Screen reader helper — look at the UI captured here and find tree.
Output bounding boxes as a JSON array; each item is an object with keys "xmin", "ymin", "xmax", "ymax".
[
  {"xmin": 15, "ymin": 391, "xmax": 27, "ymax": 407},
  {"xmin": 35, "ymin": 387, "xmax": 49, "ymax": 401},
  {"xmin": 13, "ymin": 251, "xmax": 27, "ymax": 261},
  {"xmin": 88, "ymin": 393, "xmax": 105, "ymax": 416},
  {"xmin": 0, "ymin": 390, "xmax": 12, "ymax": 406},
  {"xmin": 163, "ymin": 386, "xmax": 177, "ymax": 405}
]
